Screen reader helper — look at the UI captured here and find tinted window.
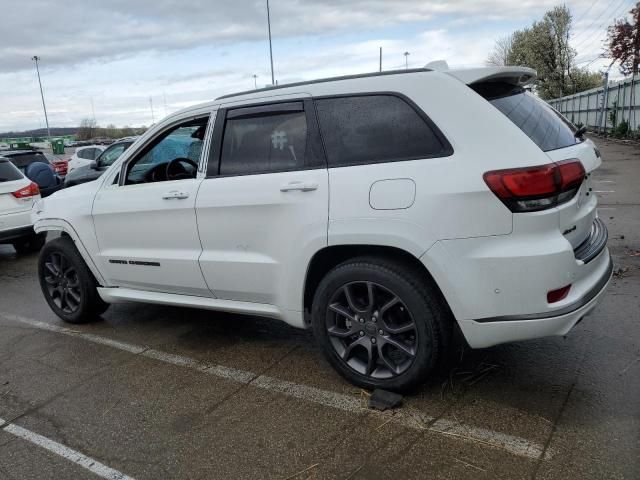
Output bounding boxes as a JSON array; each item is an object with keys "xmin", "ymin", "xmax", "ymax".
[
  {"xmin": 473, "ymin": 82, "xmax": 578, "ymax": 152},
  {"xmin": 5, "ymin": 152, "xmax": 48, "ymax": 171},
  {"xmin": 220, "ymin": 111, "xmax": 307, "ymax": 175},
  {"xmin": 98, "ymin": 142, "xmax": 131, "ymax": 168},
  {"xmin": 77, "ymin": 148, "xmax": 96, "ymax": 159},
  {"xmin": 314, "ymin": 95, "xmax": 449, "ymax": 167},
  {"xmin": 0, "ymin": 160, "xmax": 23, "ymax": 182}
]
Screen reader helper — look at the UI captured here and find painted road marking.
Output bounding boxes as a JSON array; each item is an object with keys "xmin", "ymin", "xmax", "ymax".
[
  {"xmin": 0, "ymin": 417, "xmax": 135, "ymax": 480},
  {"xmin": 594, "ymin": 190, "xmax": 616, "ymax": 193},
  {"xmin": 1, "ymin": 312, "xmax": 549, "ymax": 460}
]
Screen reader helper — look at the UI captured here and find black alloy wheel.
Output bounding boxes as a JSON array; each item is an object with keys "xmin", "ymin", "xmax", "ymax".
[
  {"xmin": 326, "ymin": 281, "xmax": 418, "ymax": 379},
  {"xmin": 42, "ymin": 251, "xmax": 82, "ymax": 314}
]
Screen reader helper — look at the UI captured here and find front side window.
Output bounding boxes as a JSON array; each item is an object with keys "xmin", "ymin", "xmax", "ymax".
[
  {"xmin": 314, "ymin": 95, "xmax": 450, "ymax": 167},
  {"xmin": 220, "ymin": 108, "xmax": 308, "ymax": 175},
  {"xmin": 124, "ymin": 117, "xmax": 208, "ymax": 185},
  {"xmin": 98, "ymin": 142, "xmax": 131, "ymax": 168}
]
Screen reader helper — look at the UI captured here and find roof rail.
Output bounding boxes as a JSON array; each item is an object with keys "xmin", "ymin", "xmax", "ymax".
[{"xmin": 216, "ymin": 68, "xmax": 432, "ymax": 100}]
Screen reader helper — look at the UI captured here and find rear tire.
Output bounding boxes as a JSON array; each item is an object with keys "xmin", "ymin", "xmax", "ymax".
[
  {"xmin": 13, "ymin": 233, "xmax": 46, "ymax": 254},
  {"xmin": 312, "ymin": 256, "xmax": 450, "ymax": 392},
  {"xmin": 38, "ymin": 236, "xmax": 109, "ymax": 323}
]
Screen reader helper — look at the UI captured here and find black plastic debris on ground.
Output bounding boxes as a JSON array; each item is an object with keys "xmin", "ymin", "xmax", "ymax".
[{"xmin": 368, "ymin": 389, "xmax": 403, "ymax": 411}]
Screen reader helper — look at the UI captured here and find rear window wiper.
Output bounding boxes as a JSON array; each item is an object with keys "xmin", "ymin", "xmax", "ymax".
[{"xmin": 574, "ymin": 125, "xmax": 587, "ymax": 139}]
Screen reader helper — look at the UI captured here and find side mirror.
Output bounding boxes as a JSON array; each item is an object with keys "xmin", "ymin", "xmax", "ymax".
[{"xmin": 89, "ymin": 160, "xmax": 98, "ymax": 170}]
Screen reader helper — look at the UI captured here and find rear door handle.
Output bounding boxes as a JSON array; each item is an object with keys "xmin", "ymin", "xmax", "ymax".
[
  {"xmin": 280, "ymin": 182, "xmax": 319, "ymax": 192},
  {"xmin": 162, "ymin": 190, "xmax": 189, "ymax": 200}
]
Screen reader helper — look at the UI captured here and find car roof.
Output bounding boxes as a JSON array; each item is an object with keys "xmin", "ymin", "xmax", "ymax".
[{"xmin": 165, "ymin": 65, "xmax": 538, "ymax": 121}]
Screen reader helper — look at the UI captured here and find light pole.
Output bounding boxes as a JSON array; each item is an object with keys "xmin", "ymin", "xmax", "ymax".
[
  {"xmin": 31, "ymin": 56, "xmax": 51, "ymax": 140},
  {"xmin": 149, "ymin": 96, "xmax": 155, "ymax": 125},
  {"xmin": 266, "ymin": 0, "xmax": 275, "ymax": 85},
  {"xmin": 253, "ymin": 74, "xmax": 258, "ymax": 89},
  {"xmin": 404, "ymin": 51, "xmax": 410, "ymax": 70}
]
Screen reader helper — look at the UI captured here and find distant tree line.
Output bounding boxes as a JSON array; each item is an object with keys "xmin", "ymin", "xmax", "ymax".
[
  {"xmin": 486, "ymin": 6, "xmax": 602, "ymax": 100},
  {"xmin": 76, "ymin": 118, "xmax": 147, "ymax": 141}
]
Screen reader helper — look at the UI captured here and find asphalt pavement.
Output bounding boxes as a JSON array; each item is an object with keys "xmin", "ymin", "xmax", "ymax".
[{"xmin": 0, "ymin": 137, "xmax": 638, "ymax": 479}]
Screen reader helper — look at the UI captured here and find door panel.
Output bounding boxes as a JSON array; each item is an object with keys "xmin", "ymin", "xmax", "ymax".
[
  {"xmin": 92, "ymin": 178, "xmax": 211, "ymax": 296},
  {"xmin": 196, "ymin": 169, "xmax": 328, "ymax": 307}
]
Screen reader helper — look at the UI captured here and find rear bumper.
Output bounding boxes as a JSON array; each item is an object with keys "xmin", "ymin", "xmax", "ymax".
[
  {"xmin": 457, "ymin": 253, "xmax": 612, "ymax": 348},
  {"xmin": 0, "ymin": 210, "xmax": 34, "ymax": 244}
]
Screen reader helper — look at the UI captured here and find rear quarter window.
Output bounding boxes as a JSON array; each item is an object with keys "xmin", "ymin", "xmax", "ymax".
[
  {"xmin": 472, "ymin": 82, "xmax": 579, "ymax": 152},
  {"xmin": 314, "ymin": 94, "xmax": 452, "ymax": 167},
  {"xmin": 0, "ymin": 160, "xmax": 23, "ymax": 181}
]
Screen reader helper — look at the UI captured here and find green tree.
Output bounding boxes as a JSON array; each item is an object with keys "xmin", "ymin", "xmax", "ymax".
[
  {"xmin": 606, "ymin": 3, "xmax": 640, "ymax": 75},
  {"xmin": 493, "ymin": 5, "xmax": 602, "ymax": 99}
]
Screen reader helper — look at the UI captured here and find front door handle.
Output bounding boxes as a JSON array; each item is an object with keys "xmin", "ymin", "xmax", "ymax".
[
  {"xmin": 280, "ymin": 182, "xmax": 319, "ymax": 192},
  {"xmin": 162, "ymin": 190, "xmax": 189, "ymax": 200}
]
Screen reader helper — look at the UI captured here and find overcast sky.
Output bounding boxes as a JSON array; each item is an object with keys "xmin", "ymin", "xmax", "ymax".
[{"xmin": 0, "ymin": 0, "xmax": 631, "ymax": 132}]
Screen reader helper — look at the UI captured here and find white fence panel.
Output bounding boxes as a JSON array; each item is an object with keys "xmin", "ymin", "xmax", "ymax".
[{"xmin": 547, "ymin": 75, "xmax": 640, "ymax": 132}]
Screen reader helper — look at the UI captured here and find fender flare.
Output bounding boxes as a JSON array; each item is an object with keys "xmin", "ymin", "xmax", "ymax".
[{"xmin": 33, "ymin": 218, "xmax": 108, "ymax": 286}]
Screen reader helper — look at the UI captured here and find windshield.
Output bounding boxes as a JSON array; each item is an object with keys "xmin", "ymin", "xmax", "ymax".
[{"xmin": 472, "ymin": 82, "xmax": 579, "ymax": 152}]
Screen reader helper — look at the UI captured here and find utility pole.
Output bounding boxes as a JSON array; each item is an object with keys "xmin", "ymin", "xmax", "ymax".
[
  {"xmin": 266, "ymin": 0, "xmax": 275, "ymax": 85},
  {"xmin": 379, "ymin": 47, "xmax": 382, "ymax": 72},
  {"xmin": 598, "ymin": 66, "xmax": 612, "ymax": 133},
  {"xmin": 90, "ymin": 97, "xmax": 96, "ymax": 123},
  {"xmin": 253, "ymin": 74, "xmax": 258, "ymax": 89},
  {"xmin": 31, "ymin": 56, "xmax": 51, "ymax": 140},
  {"xmin": 163, "ymin": 91, "xmax": 168, "ymax": 117},
  {"xmin": 149, "ymin": 96, "xmax": 155, "ymax": 125},
  {"xmin": 404, "ymin": 51, "xmax": 410, "ymax": 70}
]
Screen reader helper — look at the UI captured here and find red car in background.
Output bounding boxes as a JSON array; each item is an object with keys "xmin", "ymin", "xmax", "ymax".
[{"xmin": 43, "ymin": 153, "xmax": 68, "ymax": 178}]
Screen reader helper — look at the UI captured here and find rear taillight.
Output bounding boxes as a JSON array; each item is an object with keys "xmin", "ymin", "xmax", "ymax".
[
  {"xmin": 547, "ymin": 285, "xmax": 571, "ymax": 303},
  {"xmin": 12, "ymin": 182, "xmax": 40, "ymax": 198},
  {"xmin": 483, "ymin": 159, "xmax": 585, "ymax": 212}
]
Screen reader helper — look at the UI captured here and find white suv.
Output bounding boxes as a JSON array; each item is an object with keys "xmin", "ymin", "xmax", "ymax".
[
  {"xmin": 33, "ymin": 67, "xmax": 611, "ymax": 390},
  {"xmin": 0, "ymin": 157, "xmax": 45, "ymax": 253}
]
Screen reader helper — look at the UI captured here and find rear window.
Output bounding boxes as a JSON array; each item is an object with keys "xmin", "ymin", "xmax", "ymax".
[
  {"xmin": 473, "ymin": 82, "xmax": 579, "ymax": 152},
  {"xmin": 314, "ymin": 95, "xmax": 451, "ymax": 167},
  {"xmin": 5, "ymin": 152, "xmax": 48, "ymax": 170},
  {"xmin": 0, "ymin": 160, "xmax": 23, "ymax": 182}
]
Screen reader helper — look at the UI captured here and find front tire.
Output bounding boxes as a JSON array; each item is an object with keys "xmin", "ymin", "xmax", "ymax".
[
  {"xmin": 38, "ymin": 237, "xmax": 109, "ymax": 323},
  {"xmin": 312, "ymin": 257, "xmax": 449, "ymax": 392}
]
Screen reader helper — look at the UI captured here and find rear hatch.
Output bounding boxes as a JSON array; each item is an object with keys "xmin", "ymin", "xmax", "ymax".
[
  {"xmin": 0, "ymin": 159, "xmax": 34, "ymax": 215},
  {"xmin": 4, "ymin": 151, "xmax": 50, "ymax": 173},
  {"xmin": 471, "ymin": 80, "xmax": 599, "ymax": 251}
]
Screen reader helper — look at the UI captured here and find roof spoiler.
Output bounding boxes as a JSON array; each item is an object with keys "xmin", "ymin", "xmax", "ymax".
[{"xmin": 444, "ymin": 66, "xmax": 536, "ymax": 86}]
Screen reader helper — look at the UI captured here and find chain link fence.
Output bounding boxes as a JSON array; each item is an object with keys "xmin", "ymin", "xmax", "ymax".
[{"xmin": 548, "ymin": 75, "xmax": 640, "ymax": 137}]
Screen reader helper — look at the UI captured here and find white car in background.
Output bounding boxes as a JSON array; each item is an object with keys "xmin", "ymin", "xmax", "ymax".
[
  {"xmin": 67, "ymin": 145, "xmax": 105, "ymax": 174},
  {"xmin": 0, "ymin": 157, "xmax": 45, "ymax": 253}
]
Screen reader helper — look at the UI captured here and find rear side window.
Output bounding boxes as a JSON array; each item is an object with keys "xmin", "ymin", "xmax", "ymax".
[
  {"xmin": 314, "ymin": 95, "xmax": 451, "ymax": 167},
  {"xmin": 0, "ymin": 160, "xmax": 23, "ymax": 182},
  {"xmin": 78, "ymin": 148, "xmax": 98, "ymax": 160},
  {"xmin": 220, "ymin": 108, "xmax": 308, "ymax": 175},
  {"xmin": 473, "ymin": 82, "xmax": 578, "ymax": 152}
]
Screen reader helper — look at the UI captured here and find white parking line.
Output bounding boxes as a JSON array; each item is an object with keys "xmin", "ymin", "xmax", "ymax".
[
  {"xmin": 0, "ymin": 417, "xmax": 135, "ymax": 480},
  {"xmin": 1, "ymin": 312, "xmax": 549, "ymax": 460}
]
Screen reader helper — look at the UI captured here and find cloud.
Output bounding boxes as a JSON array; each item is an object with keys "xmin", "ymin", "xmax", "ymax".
[{"xmin": 0, "ymin": 0, "xmax": 563, "ymax": 73}]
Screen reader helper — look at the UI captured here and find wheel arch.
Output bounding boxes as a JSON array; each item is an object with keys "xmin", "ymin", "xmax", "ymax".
[
  {"xmin": 33, "ymin": 219, "xmax": 107, "ymax": 286},
  {"xmin": 303, "ymin": 244, "xmax": 454, "ymax": 324}
]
